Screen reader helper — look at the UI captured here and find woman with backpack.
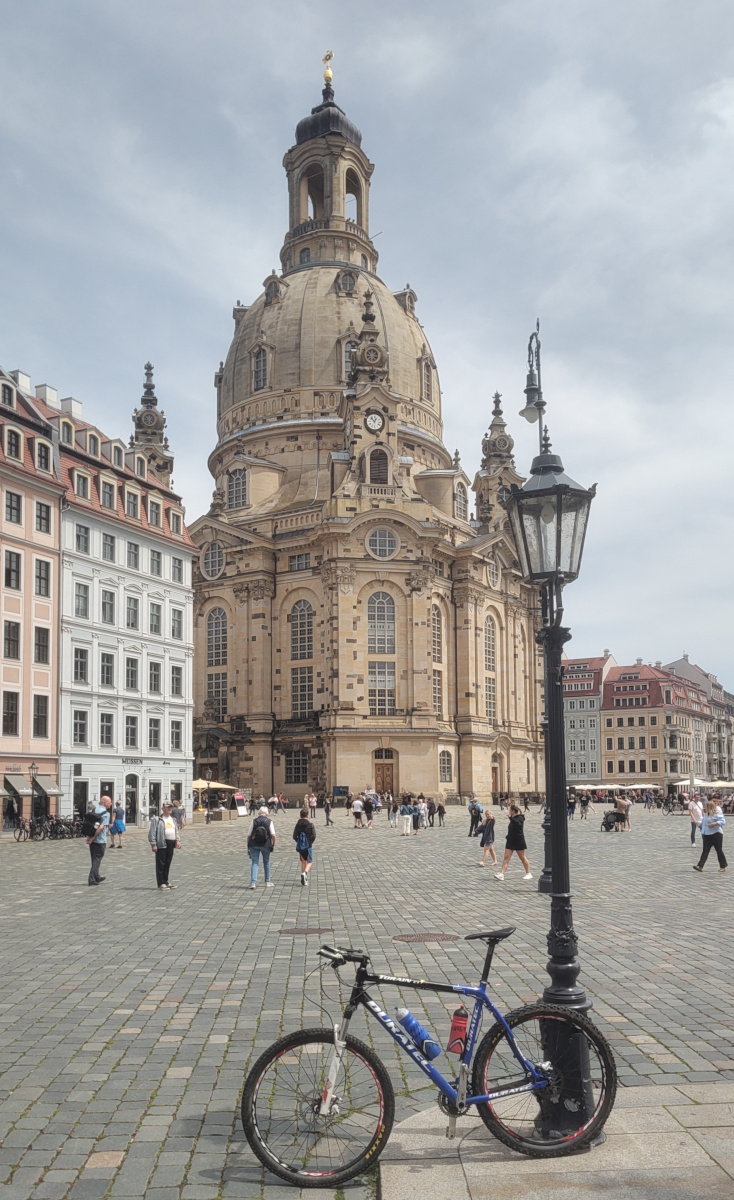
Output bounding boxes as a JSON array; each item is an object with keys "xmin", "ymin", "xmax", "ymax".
[
  {"xmin": 247, "ymin": 805, "xmax": 276, "ymax": 890},
  {"xmin": 293, "ymin": 807, "xmax": 316, "ymax": 886}
]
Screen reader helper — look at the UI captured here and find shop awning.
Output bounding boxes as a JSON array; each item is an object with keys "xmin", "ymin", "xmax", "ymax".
[
  {"xmin": 5, "ymin": 774, "xmax": 32, "ymax": 797},
  {"xmin": 34, "ymin": 776, "xmax": 64, "ymax": 796},
  {"xmin": 0, "ymin": 786, "xmax": 8, "ymax": 798}
]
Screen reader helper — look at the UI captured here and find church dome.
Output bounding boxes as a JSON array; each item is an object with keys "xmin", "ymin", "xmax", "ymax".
[{"xmin": 295, "ymin": 84, "xmax": 362, "ymax": 148}]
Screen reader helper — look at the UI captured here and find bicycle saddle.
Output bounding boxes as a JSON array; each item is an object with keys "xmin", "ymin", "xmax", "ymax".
[{"xmin": 465, "ymin": 926, "xmax": 516, "ymax": 943}]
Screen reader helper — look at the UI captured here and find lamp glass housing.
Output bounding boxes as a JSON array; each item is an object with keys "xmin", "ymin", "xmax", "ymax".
[{"xmin": 507, "ymin": 481, "xmax": 593, "ymax": 583}]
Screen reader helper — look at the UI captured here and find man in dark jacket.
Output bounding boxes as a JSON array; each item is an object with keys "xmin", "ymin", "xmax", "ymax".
[{"xmin": 293, "ymin": 807, "xmax": 316, "ymax": 886}]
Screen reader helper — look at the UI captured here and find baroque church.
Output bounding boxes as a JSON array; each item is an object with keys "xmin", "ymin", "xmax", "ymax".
[{"xmin": 190, "ymin": 64, "xmax": 545, "ymax": 803}]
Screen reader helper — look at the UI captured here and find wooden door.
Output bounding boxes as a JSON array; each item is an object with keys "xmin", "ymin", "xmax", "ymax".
[{"xmin": 375, "ymin": 763, "xmax": 393, "ymax": 793}]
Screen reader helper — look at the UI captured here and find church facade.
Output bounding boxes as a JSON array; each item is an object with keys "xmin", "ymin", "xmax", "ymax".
[{"xmin": 190, "ymin": 72, "xmax": 545, "ymax": 803}]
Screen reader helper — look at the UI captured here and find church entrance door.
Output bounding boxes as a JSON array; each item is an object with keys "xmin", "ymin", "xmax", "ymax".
[{"xmin": 374, "ymin": 763, "xmax": 393, "ymax": 793}]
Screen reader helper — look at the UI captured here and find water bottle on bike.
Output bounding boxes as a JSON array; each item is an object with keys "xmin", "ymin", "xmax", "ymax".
[{"xmin": 395, "ymin": 1006, "xmax": 441, "ymax": 1060}]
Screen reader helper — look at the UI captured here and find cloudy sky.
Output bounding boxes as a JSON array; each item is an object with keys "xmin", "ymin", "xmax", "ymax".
[{"xmin": 3, "ymin": 1, "xmax": 734, "ymax": 683}]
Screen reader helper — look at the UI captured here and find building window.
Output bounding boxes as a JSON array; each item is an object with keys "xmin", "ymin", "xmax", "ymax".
[
  {"xmin": 101, "ymin": 590, "xmax": 115, "ymax": 624},
  {"xmin": 101, "ymin": 481, "xmax": 115, "ymax": 509},
  {"xmin": 88, "ymin": 434, "xmax": 99, "ymax": 456},
  {"xmin": 6, "ymin": 429, "xmax": 21, "ymax": 459},
  {"xmin": 171, "ymin": 665, "xmax": 183, "ymax": 696},
  {"xmin": 149, "ymin": 603, "xmax": 161, "ymax": 635},
  {"xmin": 171, "ymin": 608, "xmax": 183, "ymax": 639},
  {"xmin": 5, "ymin": 491, "xmax": 21, "ymax": 523},
  {"xmin": 36, "ymin": 502, "xmax": 50, "ymax": 533},
  {"xmin": 76, "ymin": 524, "xmax": 90, "ymax": 554},
  {"xmin": 367, "ymin": 528, "xmax": 397, "ymax": 558},
  {"xmin": 5, "ymin": 551, "xmax": 21, "ymax": 590},
  {"xmin": 203, "ymin": 542, "xmax": 224, "ymax": 578},
  {"xmin": 606, "ymin": 761, "xmax": 614, "ymax": 773},
  {"xmin": 125, "ymin": 657, "xmax": 138, "ymax": 690},
  {"xmin": 651, "ymin": 758, "xmax": 659, "ymax": 772},
  {"xmin": 485, "ymin": 677, "xmax": 496, "ymax": 722},
  {"xmin": 291, "ymin": 666, "xmax": 313, "ymax": 717},
  {"xmin": 126, "ymin": 492, "xmax": 139, "ymax": 518},
  {"xmin": 2, "ymin": 692, "xmax": 19, "ymax": 735},
  {"xmin": 639, "ymin": 759, "xmax": 647, "ymax": 773},
  {"xmin": 150, "ymin": 549, "xmax": 162, "ymax": 577},
  {"xmin": 423, "ymin": 359, "xmax": 432, "ymax": 403},
  {"xmin": 149, "ymin": 500, "xmax": 161, "ymax": 526},
  {"xmin": 37, "ymin": 443, "xmax": 50, "ymax": 471},
  {"xmin": 100, "ymin": 713, "xmax": 114, "ymax": 746},
  {"xmin": 606, "ymin": 737, "xmax": 613, "ymax": 751},
  {"xmin": 207, "ymin": 608, "xmax": 227, "ymax": 665},
  {"xmin": 127, "ymin": 542, "xmax": 139, "ymax": 570},
  {"xmin": 345, "ymin": 341, "xmax": 358, "ymax": 377},
  {"xmin": 73, "ymin": 647, "xmax": 89, "ymax": 683},
  {"xmin": 75, "ymin": 582, "xmax": 89, "ymax": 618},
  {"xmin": 171, "ymin": 720, "xmax": 182, "ymax": 751},
  {"xmin": 148, "ymin": 718, "xmax": 161, "ymax": 750},
  {"xmin": 650, "ymin": 716, "xmax": 658, "ymax": 726},
  {"xmin": 368, "ymin": 592, "xmax": 395, "ymax": 654},
  {"xmin": 228, "ymin": 469, "xmax": 247, "ymax": 509},
  {"xmin": 254, "ymin": 346, "xmax": 268, "ymax": 390},
  {"xmin": 170, "ymin": 512, "xmax": 182, "ymax": 534},
  {"xmin": 102, "ymin": 533, "xmax": 115, "ymax": 562},
  {"xmin": 75, "ymin": 473, "xmax": 89, "ymax": 499},
  {"xmin": 289, "ymin": 553, "xmax": 310, "ymax": 572},
  {"xmin": 432, "ymin": 670, "xmax": 443, "ymax": 718},
  {"xmin": 100, "ymin": 653, "xmax": 114, "ymax": 687},
  {"xmin": 73, "ymin": 710, "xmax": 88, "ymax": 744},
  {"xmin": 113, "ymin": 446, "xmax": 123, "ymax": 467},
  {"xmin": 285, "ymin": 749, "xmax": 309, "ymax": 784},
  {"xmin": 33, "ymin": 695, "xmax": 48, "ymax": 739},
  {"xmin": 1, "ymin": 383, "xmax": 13, "ymax": 407},
  {"xmin": 34, "ymin": 627, "xmax": 49, "ymax": 664},
  {"xmin": 484, "ymin": 616, "xmax": 496, "ymax": 671},
  {"xmin": 570, "ymin": 762, "xmax": 577, "ymax": 775},
  {"xmin": 291, "ymin": 599, "xmax": 313, "ymax": 660},
  {"xmin": 368, "ymin": 661, "xmax": 396, "ymax": 716},
  {"xmin": 431, "ymin": 605, "xmax": 442, "ymax": 663},
  {"xmin": 149, "ymin": 661, "xmax": 161, "ymax": 693},
  {"xmin": 455, "ymin": 483, "xmax": 468, "ymax": 520},
  {"xmin": 487, "ymin": 556, "xmax": 499, "ymax": 587},
  {"xmin": 125, "ymin": 715, "xmax": 138, "ymax": 748},
  {"xmin": 299, "ymin": 248, "xmax": 311, "ymax": 265},
  {"xmin": 439, "ymin": 750, "xmax": 452, "ymax": 782},
  {"xmin": 207, "ymin": 671, "xmax": 228, "ymax": 721},
  {"xmin": 61, "ymin": 422, "xmax": 73, "ymax": 445},
  {"xmin": 639, "ymin": 736, "xmax": 646, "ymax": 750},
  {"xmin": 369, "ymin": 449, "xmax": 388, "ymax": 485},
  {"xmin": 172, "ymin": 556, "xmax": 183, "ymax": 583},
  {"xmin": 651, "ymin": 735, "xmax": 658, "ymax": 749},
  {"xmin": 670, "ymin": 758, "xmax": 678, "ymax": 773},
  {"xmin": 126, "ymin": 597, "xmax": 139, "ymax": 629},
  {"xmin": 3, "ymin": 621, "xmax": 20, "ymax": 659}
]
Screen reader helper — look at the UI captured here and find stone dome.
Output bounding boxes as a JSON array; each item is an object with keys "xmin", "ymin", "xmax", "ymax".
[
  {"xmin": 295, "ymin": 85, "xmax": 362, "ymax": 148},
  {"xmin": 218, "ymin": 263, "xmax": 441, "ymax": 419}
]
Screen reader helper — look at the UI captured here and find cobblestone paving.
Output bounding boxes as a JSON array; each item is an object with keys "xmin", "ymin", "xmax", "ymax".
[{"xmin": 1, "ymin": 805, "xmax": 732, "ymax": 1200}]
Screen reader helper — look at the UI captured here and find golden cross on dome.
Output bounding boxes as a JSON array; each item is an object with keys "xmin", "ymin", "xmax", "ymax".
[{"xmin": 323, "ymin": 50, "xmax": 334, "ymax": 85}]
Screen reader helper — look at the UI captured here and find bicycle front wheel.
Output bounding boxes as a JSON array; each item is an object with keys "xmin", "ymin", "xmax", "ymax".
[
  {"xmin": 13, "ymin": 825, "xmax": 23, "ymax": 842},
  {"xmin": 472, "ymin": 1004, "xmax": 617, "ymax": 1157},
  {"xmin": 241, "ymin": 1026, "xmax": 394, "ymax": 1188}
]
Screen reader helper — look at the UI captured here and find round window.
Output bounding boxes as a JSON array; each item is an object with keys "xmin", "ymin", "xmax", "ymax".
[
  {"xmin": 203, "ymin": 542, "xmax": 224, "ymax": 579},
  {"xmin": 367, "ymin": 528, "xmax": 398, "ymax": 559},
  {"xmin": 341, "ymin": 272, "xmax": 356, "ymax": 293}
]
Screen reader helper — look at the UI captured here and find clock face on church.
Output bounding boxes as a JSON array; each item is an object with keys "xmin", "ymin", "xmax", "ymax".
[
  {"xmin": 364, "ymin": 347, "xmax": 380, "ymax": 364},
  {"xmin": 141, "ymin": 412, "xmax": 157, "ymax": 428},
  {"xmin": 365, "ymin": 411, "xmax": 384, "ymax": 433}
]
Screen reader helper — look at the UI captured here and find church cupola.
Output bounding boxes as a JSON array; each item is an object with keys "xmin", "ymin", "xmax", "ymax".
[{"xmin": 281, "ymin": 53, "xmax": 377, "ymax": 275}]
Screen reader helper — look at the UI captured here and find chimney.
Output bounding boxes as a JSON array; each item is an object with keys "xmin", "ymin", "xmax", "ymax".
[
  {"xmin": 10, "ymin": 370, "xmax": 31, "ymax": 393},
  {"xmin": 60, "ymin": 396, "xmax": 83, "ymax": 419},
  {"xmin": 636, "ymin": 657, "xmax": 642, "ymax": 665},
  {"xmin": 35, "ymin": 384, "xmax": 59, "ymax": 409},
  {"xmin": 603, "ymin": 648, "xmax": 610, "ymax": 657},
  {"xmin": 683, "ymin": 653, "xmax": 689, "ymax": 661},
  {"xmin": 655, "ymin": 661, "xmax": 662, "ymax": 669}
]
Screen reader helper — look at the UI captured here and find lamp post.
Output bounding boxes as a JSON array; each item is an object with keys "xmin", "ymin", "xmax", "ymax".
[
  {"xmin": 29, "ymin": 761, "xmax": 38, "ymax": 820},
  {"xmin": 205, "ymin": 767, "xmax": 212, "ymax": 814},
  {"xmin": 504, "ymin": 324, "xmax": 598, "ymax": 1134}
]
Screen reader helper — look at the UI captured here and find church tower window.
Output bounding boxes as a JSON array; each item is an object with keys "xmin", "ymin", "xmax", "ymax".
[
  {"xmin": 299, "ymin": 248, "xmax": 311, "ymax": 265},
  {"xmin": 368, "ymin": 661, "xmax": 396, "ymax": 716},
  {"xmin": 368, "ymin": 592, "xmax": 395, "ymax": 654},
  {"xmin": 369, "ymin": 449, "xmax": 388, "ymax": 485},
  {"xmin": 423, "ymin": 360, "xmax": 432, "ymax": 404},
  {"xmin": 431, "ymin": 605, "xmax": 442, "ymax": 663},
  {"xmin": 344, "ymin": 341, "xmax": 358, "ymax": 377},
  {"xmin": 291, "ymin": 599, "xmax": 313, "ymax": 660},
  {"xmin": 439, "ymin": 750, "xmax": 452, "ymax": 782},
  {"xmin": 254, "ymin": 347, "xmax": 268, "ymax": 391},
  {"xmin": 455, "ymin": 483, "xmax": 468, "ymax": 521},
  {"xmin": 484, "ymin": 616, "xmax": 496, "ymax": 672},
  {"xmin": 207, "ymin": 608, "xmax": 227, "ymax": 667},
  {"xmin": 228, "ymin": 469, "xmax": 247, "ymax": 509},
  {"xmin": 291, "ymin": 667, "xmax": 313, "ymax": 717}
]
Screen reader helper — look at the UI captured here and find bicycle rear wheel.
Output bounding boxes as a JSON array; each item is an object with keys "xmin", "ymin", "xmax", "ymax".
[
  {"xmin": 472, "ymin": 1004, "xmax": 617, "ymax": 1157},
  {"xmin": 241, "ymin": 1026, "xmax": 394, "ymax": 1188},
  {"xmin": 14, "ymin": 825, "xmax": 24, "ymax": 842}
]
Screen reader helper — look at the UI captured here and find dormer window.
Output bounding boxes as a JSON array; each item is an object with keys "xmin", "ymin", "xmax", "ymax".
[
  {"xmin": 254, "ymin": 347, "xmax": 267, "ymax": 391},
  {"xmin": 136, "ymin": 457, "xmax": 146, "ymax": 478},
  {"xmin": 361, "ymin": 254, "xmax": 368, "ymax": 269},
  {"xmin": 1, "ymin": 384, "xmax": 13, "ymax": 408},
  {"xmin": 149, "ymin": 500, "xmax": 161, "ymax": 526},
  {"xmin": 340, "ymin": 271, "xmax": 356, "ymax": 294},
  {"xmin": 62, "ymin": 422, "xmax": 73, "ymax": 445},
  {"xmin": 37, "ymin": 443, "xmax": 51, "ymax": 472},
  {"xmin": 113, "ymin": 446, "xmax": 123, "ymax": 468},
  {"xmin": 101, "ymin": 481, "xmax": 115, "ymax": 509},
  {"xmin": 265, "ymin": 279, "xmax": 280, "ymax": 304},
  {"xmin": 126, "ymin": 491, "xmax": 139, "ymax": 519},
  {"xmin": 88, "ymin": 434, "xmax": 99, "ymax": 457},
  {"xmin": 170, "ymin": 511, "xmax": 182, "ymax": 535},
  {"xmin": 75, "ymin": 472, "xmax": 89, "ymax": 499},
  {"xmin": 6, "ymin": 429, "xmax": 21, "ymax": 459}
]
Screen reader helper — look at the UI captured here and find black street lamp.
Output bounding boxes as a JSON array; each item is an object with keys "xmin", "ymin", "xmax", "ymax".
[
  {"xmin": 504, "ymin": 324, "xmax": 598, "ymax": 1133},
  {"xmin": 205, "ymin": 767, "xmax": 213, "ymax": 813}
]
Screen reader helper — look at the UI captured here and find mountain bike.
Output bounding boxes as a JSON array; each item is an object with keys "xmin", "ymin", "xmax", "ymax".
[{"xmin": 240, "ymin": 926, "xmax": 617, "ymax": 1188}]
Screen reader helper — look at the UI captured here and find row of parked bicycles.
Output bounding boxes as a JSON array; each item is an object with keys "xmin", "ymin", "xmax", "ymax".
[{"xmin": 12, "ymin": 814, "xmax": 85, "ymax": 841}]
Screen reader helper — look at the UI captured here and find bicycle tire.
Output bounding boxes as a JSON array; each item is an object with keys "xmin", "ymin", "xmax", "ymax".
[
  {"xmin": 471, "ymin": 1003, "xmax": 617, "ymax": 1158},
  {"xmin": 13, "ymin": 825, "xmax": 24, "ymax": 842},
  {"xmin": 241, "ymin": 1026, "xmax": 394, "ymax": 1188}
]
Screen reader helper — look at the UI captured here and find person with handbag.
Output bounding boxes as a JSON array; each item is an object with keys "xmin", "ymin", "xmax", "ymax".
[{"xmin": 248, "ymin": 805, "xmax": 276, "ymax": 889}]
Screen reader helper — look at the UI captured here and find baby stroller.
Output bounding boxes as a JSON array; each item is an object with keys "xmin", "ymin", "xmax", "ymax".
[{"xmin": 600, "ymin": 810, "xmax": 618, "ymax": 833}]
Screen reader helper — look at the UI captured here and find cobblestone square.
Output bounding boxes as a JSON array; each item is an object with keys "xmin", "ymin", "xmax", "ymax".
[{"xmin": 1, "ymin": 805, "xmax": 732, "ymax": 1198}]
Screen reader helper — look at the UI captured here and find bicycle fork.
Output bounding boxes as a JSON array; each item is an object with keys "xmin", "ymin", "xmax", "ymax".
[{"xmin": 318, "ymin": 1019, "xmax": 351, "ymax": 1117}]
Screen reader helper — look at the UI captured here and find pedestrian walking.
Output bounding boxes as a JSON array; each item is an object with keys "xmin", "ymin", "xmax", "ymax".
[
  {"xmin": 85, "ymin": 796, "xmax": 112, "ymax": 885},
  {"xmin": 411, "ymin": 800, "xmax": 421, "ymax": 835},
  {"xmin": 417, "ymin": 796, "xmax": 428, "ymax": 829},
  {"xmin": 171, "ymin": 798, "xmax": 186, "ymax": 833},
  {"xmin": 248, "ymin": 805, "xmax": 276, "ymax": 888},
  {"xmin": 437, "ymin": 801, "xmax": 446, "ymax": 827},
  {"xmin": 293, "ymin": 807, "xmax": 316, "ymax": 886},
  {"xmin": 363, "ymin": 795, "xmax": 374, "ymax": 828},
  {"xmin": 324, "ymin": 798, "xmax": 334, "ymax": 826},
  {"xmin": 625, "ymin": 795, "xmax": 633, "ymax": 832},
  {"xmin": 149, "ymin": 801, "xmax": 181, "ymax": 890},
  {"xmin": 308, "ymin": 792, "xmax": 318, "ymax": 821},
  {"xmin": 389, "ymin": 798, "xmax": 399, "ymax": 829},
  {"xmin": 274, "ymin": 794, "xmax": 285, "ymax": 814},
  {"xmin": 477, "ymin": 811, "xmax": 497, "ymax": 867},
  {"xmin": 693, "ymin": 801, "xmax": 727, "ymax": 873},
  {"xmin": 495, "ymin": 804, "xmax": 532, "ymax": 881},
  {"xmin": 688, "ymin": 795, "xmax": 703, "ymax": 845},
  {"xmin": 400, "ymin": 798, "xmax": 413, "ymax": 836},
  {"xmin": 346, "ymin": 793, "xmax": 353, "ymax": 818},
  {"xmin": 567, "ymin": 796, "xmax": 576, "ymax": 820},
  {"xmin": 352, "ymin": 796, "xmax": 364, "ymax": 828},
  {"xmin": 580, "ymin": 794, "xmax": 590, "ymax": 821},
  {"xmin": 109, "ymin": 799, "xmax": 126, "ymax": 848},
  {"xmin": 467, "ymin": 799, "xmax": 483, "ymax": 837},
  {"xmin": 427, "ymin": 799, "xmax": 436, "ymax": 827},
  {"xmin": 614, "ymin": 793, "xmax": 627, "ymax": 832}
]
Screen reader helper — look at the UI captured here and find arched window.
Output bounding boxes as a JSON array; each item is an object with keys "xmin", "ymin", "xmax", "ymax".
[
  {"xmin": 439, "ymin": 750, "xmax": 452, "ymax": 782},
  {"xmin": 207, "ymin": 608, "xmax": 227, "ymax": 667},
  {"xmin": 423, "ymin": 360, "xmax": 432, "ymax": 403},
  {"xmin": 484, "ymin": 616, "xmax": 496, "ymax": 672},
  {"xmin": 455, "ymin": 483, "xmax": 468, "ymax": 520},
  {"xmin": 344, "ymin": 341, "xmax": 358, "ymax": 377},
  {"xmin": 369, "ymin": 449, "xmax": 388, "ymax": 485},
  {"xmin": 432, "ymin": 605, "xmax": 442, "ymax": 663},
  {"xmin": 203, "ymin": 543, "xmax": 224, "ymax": 579},
  {"xmin": 368, "ymin": 592, "xmax": 395, "ymax": 654},
  {"xmin": 228, "ymin": 469, "xmax": 247, "ymax": 509},
  {"xmin": 487, "ymin": 556, "xmax": 499, "ymax": 588},
  {"xmin": 291, "ymin": 599, "xmax": 313, "ymax": 660},
  {"xmin": 254, "ymin": 347, "xmax": 267, "ymax": 391},
  {"xmin": 265, "ymin": 279, "xmax": 280, "ymax": 303}
]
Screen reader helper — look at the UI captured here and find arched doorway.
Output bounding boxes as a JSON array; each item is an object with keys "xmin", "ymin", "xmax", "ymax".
[
  {"xmin": 373, "ymin": 748, "xmax": 396, "ymax": 795},
  {"xmin": 125, "ymin": 774, "xmax": 138, "ymax": 824}
]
